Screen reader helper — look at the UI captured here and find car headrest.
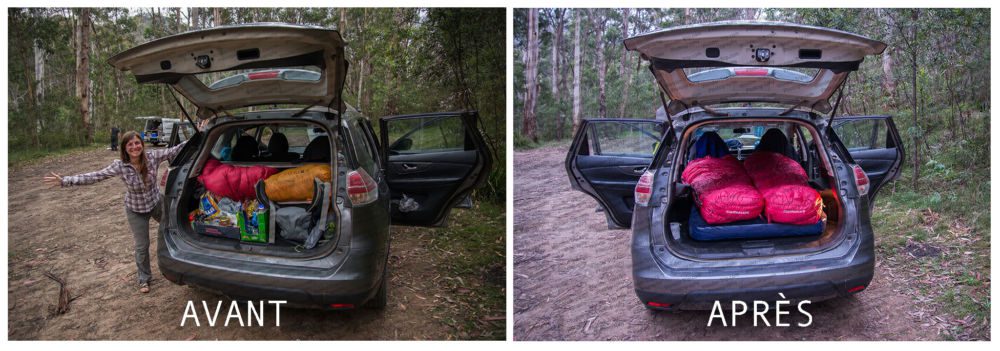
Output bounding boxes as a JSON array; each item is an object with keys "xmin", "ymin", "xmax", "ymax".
[
  {"xmin": 692, "ymin": 132, "xmax": 729, "ymax": 159},
  {"xmin": 231, "ymin": 135, "xmax": 258, "ymax": 162},
  {"xmin": 302, "ymin": 135, "xmax": 330, "ymax": 162},
  {"xmin": 756, "ymin": 128, "xmax": 792, "ymax": 156},
  {"xmin": 268, "ymin": 133, "xmax": 289, "ymax": 154}
]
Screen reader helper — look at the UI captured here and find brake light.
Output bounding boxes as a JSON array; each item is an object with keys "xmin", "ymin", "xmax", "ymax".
[
  {"xmin": 329, "ymin": 303, "xmax": 355, "ymax": 309},
  {"xmin": 647, "ymin": 301, "xmax": 672, "ymax": 308},
  {"xmin": 847, "ymin": 285, "xmax": 866, "ymax": 294},
  {"xmin": 347, "ymin": 168, "xmax": 378, "ymax": 205},
  {"xmin": 634, "ymin": 170, "xmax": 655, "ymax": 207},
  {"xmin": 734, "ymin": 68, "xmax": 769, "ymax": 76},
  {"xmin": 247, "ymin": 71, "xmax": 280, "ymax": 80},
  {"xmin": 160, "ymin": 169, "xmax": 170, "ymax": 188},
  {"xmin": 851, "ymin": 164, "xmax": 869, "ymax": 196}
]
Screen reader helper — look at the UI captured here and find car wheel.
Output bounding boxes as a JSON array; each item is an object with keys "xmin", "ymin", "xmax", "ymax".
[{"xmin": 365, "ymin": 267, "xmax": 388, "ymax": 310}]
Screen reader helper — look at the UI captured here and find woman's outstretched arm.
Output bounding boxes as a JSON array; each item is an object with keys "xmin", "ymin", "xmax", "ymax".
[
  {"xmin": 149, "ymin": 139, "xmax": 189, "ymax": 164},
  {"xmin": 50, "ymin": 162, "xmax": 122, "ymax": 187}
]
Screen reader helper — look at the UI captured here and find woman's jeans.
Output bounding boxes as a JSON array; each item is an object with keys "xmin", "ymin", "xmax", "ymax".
[{"xmin": 125, "ymin": 202, "xmax": 162, "ymax": 284}]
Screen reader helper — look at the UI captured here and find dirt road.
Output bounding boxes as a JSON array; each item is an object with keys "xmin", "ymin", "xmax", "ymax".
[
  {"xmin": 513, "ymin": 145, "xmax": 940, "ymax": 341},
  {"xmin": 7, "ymin": 146, "xmax": 504, "ymax": 340}
]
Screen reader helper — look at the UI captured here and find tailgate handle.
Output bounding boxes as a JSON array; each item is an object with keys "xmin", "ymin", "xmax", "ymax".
[
  {"xmin": 401, "ymin": 163, "xmax": 419, "ymax": 171},
  {"xmin": 633, "ymin": 166, "xmax": 647, "ymax": 174}
]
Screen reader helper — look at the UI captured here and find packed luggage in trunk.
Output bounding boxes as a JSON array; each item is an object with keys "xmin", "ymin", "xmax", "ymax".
[
  {"xmin": 671, "ymin": 123, "xmax": 840, "ymax": 246},
  {"xmin": 180, "ymin": 121, "xmax": 341, "ymax": 252}
]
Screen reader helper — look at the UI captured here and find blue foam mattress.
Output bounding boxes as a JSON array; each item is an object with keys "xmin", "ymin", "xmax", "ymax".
[{"xmin": 689, "ymin": 207, "xmax": 824, "ymax": 241}]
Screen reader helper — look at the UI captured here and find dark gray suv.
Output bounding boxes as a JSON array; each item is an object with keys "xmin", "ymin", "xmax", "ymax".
[
  {"xmin": 110, "ymin": 24, "xmax": 492, "ymax": 309},
  {"xmin": 566, "ymin": 22, "xmax": 903, "ymax": 310}
]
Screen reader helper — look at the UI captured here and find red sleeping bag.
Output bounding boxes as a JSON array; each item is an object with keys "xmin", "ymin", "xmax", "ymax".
[
  {"xmin": 681, "ymin": 155, "xmax": 764, "ymax": 225},
  {"xmin": 198, "ymin": 158, "xmax": 279, "ymax": 201},
  {"xmin": 743, "ymin": 151, "xmax": 823, "ymax": 225}
]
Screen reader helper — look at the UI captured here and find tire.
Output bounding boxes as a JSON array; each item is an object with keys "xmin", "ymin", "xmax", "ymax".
[{"xmin": 365, "ymin": 267, "xmax": 388, "ymax": 309}]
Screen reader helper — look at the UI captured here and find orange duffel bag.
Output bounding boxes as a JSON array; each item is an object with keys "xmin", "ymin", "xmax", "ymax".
[{"xmin": 264, "ymin": 164, "xmax": 332, "ymax": 202}]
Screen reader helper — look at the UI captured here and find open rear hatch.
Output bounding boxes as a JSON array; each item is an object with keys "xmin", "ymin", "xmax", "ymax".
[
  {"xmin": 108, "ymin": 24, "xmax": 348, "ymax": 119},
  {"xmin": 624, "ymin": 21, "xmax": 887, "ymax": 116}
]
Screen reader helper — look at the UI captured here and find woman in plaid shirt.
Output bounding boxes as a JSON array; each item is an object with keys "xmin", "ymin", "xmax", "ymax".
[{"xmin": 44, "ymin": 131, "xmax": 187, "ymax": 294}]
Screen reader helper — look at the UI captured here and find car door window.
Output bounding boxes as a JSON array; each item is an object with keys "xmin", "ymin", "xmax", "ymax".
[
  {"xmin": 588, "ymin": 120, "xmax": 663, "ymax": 157},
  {"xmin": 386, "ymin": 115, "xmax": 465, "ymax": 154},
  {"xmin": 833, "ymin": 119, "xmax": 890, "ymax": 151}
]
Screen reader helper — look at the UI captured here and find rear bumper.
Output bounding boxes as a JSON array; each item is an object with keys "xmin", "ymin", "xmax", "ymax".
[
  {"xmin": 157, "ymin": 234, "xmax": 383, "ymax": 309},
  {"xmin": 633, "ymin": 236, "xmax": 874, "ymax": 310}
]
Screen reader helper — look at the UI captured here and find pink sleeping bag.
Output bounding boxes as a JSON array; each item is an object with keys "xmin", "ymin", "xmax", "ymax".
[
  {"xmin": 743, "ymin": 151, "xmax": 823, "ymax": 225},
  {"xmin": 681, "ymin": 155, "xmax": 764, "ymax": 225},
  {"xmin": 198, "ymin": 158, "xmax": 279, "ymax": 201}
]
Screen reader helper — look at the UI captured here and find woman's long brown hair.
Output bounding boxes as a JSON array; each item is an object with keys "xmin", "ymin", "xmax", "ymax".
[{"xmin": 119, "ymin": 131, "xmax": 150, "ymax": 187}]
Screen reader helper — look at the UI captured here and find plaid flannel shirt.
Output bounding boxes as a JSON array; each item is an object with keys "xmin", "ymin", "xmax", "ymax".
[{"xmin": 62, "ymin": 141, "xmax": 188, "ymax": 213}]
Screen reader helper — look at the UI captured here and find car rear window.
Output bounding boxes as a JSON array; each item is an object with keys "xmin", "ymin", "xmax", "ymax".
[
  {"xmin": 202, "ymin": 67, "xmax": 322, "ymax": 90},
  {"xmin": 208, "ymin": 122, "xmax": 338, "ymax": 162},
  {"xmin": 685, "ymin": 67, "xmax": 818, "ymax": 83}
]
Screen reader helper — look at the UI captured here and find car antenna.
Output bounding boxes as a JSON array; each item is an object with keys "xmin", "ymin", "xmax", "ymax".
[{"xmin": 167, "ymin": 86, "xmax": 200, "ymax": 134}]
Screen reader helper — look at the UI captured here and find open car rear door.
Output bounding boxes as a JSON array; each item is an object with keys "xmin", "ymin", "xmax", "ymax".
[
  {"xmin": 830, "ymin": 115, "xmax": 904, "ymax": 206},
  {"xmin": 624, "ymin": 21, "xmax": 887, "ymax": 116},
  {"xmin": 566, "ymin": 119, "xmax": 666, "ymax": 229},
  {"xmin": 379, "ymin": 111, "xmax": 493, "ymax": 227},
  {"xmin": 108, "ymin": 24, "xmax": 348, "ymax": 120}
]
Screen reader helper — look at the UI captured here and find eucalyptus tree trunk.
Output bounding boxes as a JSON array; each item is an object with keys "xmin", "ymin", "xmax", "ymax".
[
  {"xmin": 550, "ymin": 9, "xmax": 562, "ymax": 97},
  {"xmin": 589, "ymin": 9, "xmax": 607, "ymax": 118},
  {"xmin": 571, "ymin": 9, "xmax": 583, "ymax": 136},
  {"xmin": 909, "ymin": 9, "xmax": 920, "ymax": 189},
  {"xmin": 618, "ymin": 9, "xmax": 634, "ymax": 118},
  {"xmin": 339, "ymin": 8, "xmax": 347, "ymax": 32},
  {"xmin": 619, "ymin": 8, "xmax": 630, "ymax": 77},
  {"xmin": 76, "ymin": 8, "xmax": 93, "ymax": 144},
  {"xmin": 551, "ymin": 9, "xmax": 565, "ymax": 139},
  {"xmin": 521, "ymin": 9, "xmax": 540, "ymax": 142},
  {"xmin": 880, "ymin": 9, "xmax": 897, "ymax": 107}
]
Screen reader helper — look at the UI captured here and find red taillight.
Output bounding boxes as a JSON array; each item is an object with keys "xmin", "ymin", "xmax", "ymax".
[
  {"xmin": 634, "ymin": 170, "xmax": 654, "ymax": 207},
  {"xmin": 734, "ymin": 68, "xmax": 769, "ymax": 76},
  {"xmin": 647, "ymin": 301, "xmax": 672, "ymax": 308},
  {"xmin": 851, "ymin": 164, "xmax": 869, "ymax": 196},
  {"xmin": 329, "ymin": 303, "xmax": 354, "ymax": 309},
  {"xmin": 847, "ymin": 285, "xmax": 866, "ymax": 294},
  {"xmin": 347, "ymin": 168, "xmax": 378, "ymax": 205},
  {"xmin": 247, "ymin": 71, "xmax": 280, "ymax": 80},
  {"xmin": 160, "ymin": 169, "xmax": 169, "ymax": 188}
]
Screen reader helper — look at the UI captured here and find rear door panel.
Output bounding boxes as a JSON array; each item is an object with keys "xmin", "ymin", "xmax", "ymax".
[
  {"xmin": 831, "ymin": 115, "xmax": 904, "ymax": 205},
  {"xmin": 380, "ymin": 111, "xmax": 492, "ymax": 227},
  {"xmin": 566, "ymin": 119, "xmax": 665, "ymax": 228}
]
